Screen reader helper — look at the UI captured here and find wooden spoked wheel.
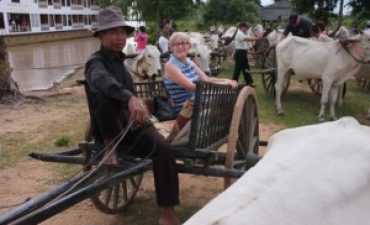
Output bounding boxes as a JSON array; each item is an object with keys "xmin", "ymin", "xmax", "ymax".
[
  {"xmin": 307, "ymin": 79, "xmax": 322, "ymax": 95},
  {"xmin": 261, "ymin": 47, "xmax": 290, "ymax": 97},
  {"xmin": 84, "ymin": 121, "xmax": 144, "ymax": 214},
  {"xmin": 307, "ymin": 79, "xmax": 347, "ymax": 98},
  {"xmin": 224, "ymin": 87, "xmax": 259, "ymax": 188},
  {"xmin": 252, "ymin": 37, "xmax": 270, "ymax": 68},
  {"xmin": 209, "ymin": 55, "xmax": 221, "ymax": 76},
  {"xmin": 356, "ymin": 77, "xmax": 370, "ymax": 92},
  {"xmin": 90, "ymin": 171, "xmax": 143, "ymax": 214}
]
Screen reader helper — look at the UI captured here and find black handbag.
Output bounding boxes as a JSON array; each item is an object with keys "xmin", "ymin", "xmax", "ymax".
[{"xmin": 153, "ymin": 95, "xmax": 176, "ymax": 121}]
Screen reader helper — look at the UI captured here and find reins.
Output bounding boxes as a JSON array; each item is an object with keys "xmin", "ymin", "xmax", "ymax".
[{"xmin": 343, "ymin": 42, "xmax": 370, "ymax": 64}]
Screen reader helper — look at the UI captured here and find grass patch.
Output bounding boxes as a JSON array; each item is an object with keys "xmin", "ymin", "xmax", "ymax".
[{"xmin": 54, "ymin": 135, "xmax": 71, "ymax": 147}]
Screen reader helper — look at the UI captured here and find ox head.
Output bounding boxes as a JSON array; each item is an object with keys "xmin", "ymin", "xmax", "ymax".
[
  {"xmin": 189, "ymin": 38, "xmax": 212, "ymax": 74},
  {"xmin": 251, "ymin": 24, "xmax": 264, "ymax": 37},
  {"xmin": 136, "ymin": 45, "xmax": 162, "ymax": 78},
  {"xmin": 335, "ymin": 26, "xmax": 351, "ymax": 42},
  {"xmin": 267, "ymin": 29, "xmax": 284, "ymax": 47},
  {"xmin": 339, "ymin": 31, "xmax": 370, "ymax": 63}
]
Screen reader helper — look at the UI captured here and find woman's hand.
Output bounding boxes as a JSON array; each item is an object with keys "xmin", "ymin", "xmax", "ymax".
[
  {"xmin": 208, "ymin": 78, "xmax": 238, "ymax": 89},
  {"xmin": 128, "ymin": 96, "xmax": 149, "ymax": 124},
  {"xmin": 228, "ymin": 80, "xmax": 238, "ymax": 89}
]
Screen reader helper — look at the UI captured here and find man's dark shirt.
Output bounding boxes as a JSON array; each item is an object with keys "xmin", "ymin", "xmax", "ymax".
[
  {"xmin": 85, "ymin": 45, "xmax": 135, "ymax": 105},
  {"xmin": 283, "ymin": 16, "xmax": 312, "ymax": 38}
]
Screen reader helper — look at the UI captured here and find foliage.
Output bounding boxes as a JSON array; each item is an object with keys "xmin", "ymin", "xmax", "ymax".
[
  {"xmin": 291, "ymin": 0, "xmax": 338, "ymax": 24},
  {"xmin": 135, "ymin": 0, "xmax": 195, "ymax": 22},
  {"xmin": 348, "ymin": 0, "xmax": 370, "ymax": 25},
  {"xmin": 203, "ymin": 0, "xmax": 260, "ymax": 26}
]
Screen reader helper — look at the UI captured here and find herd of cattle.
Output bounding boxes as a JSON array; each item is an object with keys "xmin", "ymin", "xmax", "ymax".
[
  {"xmin": 122, "ymin": 25, "xmax": 370, "ymax": 121},
  {"xmin": 118, "ymin": 26, "xmax": 370, "ymax": 224}
]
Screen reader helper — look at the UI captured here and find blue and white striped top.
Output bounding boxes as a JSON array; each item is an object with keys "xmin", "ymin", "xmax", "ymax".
[{"xmin": 164, "ymin": 55, "xmax": 200, "ymax": 114}]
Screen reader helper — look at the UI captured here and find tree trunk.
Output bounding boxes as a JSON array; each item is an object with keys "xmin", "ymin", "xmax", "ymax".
[{"xmin": 0, "ymin": 36, "xmax": 21, "ymax": 103}]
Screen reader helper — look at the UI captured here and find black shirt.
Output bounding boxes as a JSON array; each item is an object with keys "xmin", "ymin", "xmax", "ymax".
[
  {"xmin": 283, "ymin": 16, "xmax": 312, "ymax": 38},
  {"xmin": 85, "ymin": 45, "xmax": 135, "ymax": 105}
]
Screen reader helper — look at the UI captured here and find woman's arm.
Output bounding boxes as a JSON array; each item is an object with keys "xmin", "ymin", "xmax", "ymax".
[
  {"xmin": 191, "ymin": 61, "xmax": 238, "ymax": 89},
  {"xmin": 164, "ymin": 63, "xmax": 197, "ymax": 91}
]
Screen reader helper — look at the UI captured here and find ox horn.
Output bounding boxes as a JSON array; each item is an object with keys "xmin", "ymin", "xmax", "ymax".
[{"xmin": 339, "ymin": 35, "xmax": 361, "ymax": 45}]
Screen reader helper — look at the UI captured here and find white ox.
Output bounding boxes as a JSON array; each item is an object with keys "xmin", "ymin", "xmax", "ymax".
[
  {"xmin": 188, "ymin": 32, "xmax": 212, "ymax": 74},
  {"xmin": 267, "ymin": 28, "xmax": 284, "ymax": 46},
  {"xmin": 275, "ymin": 32, "xmax": 370, "ymax": 121},
  {"xmin": 123, "ymin": 44, "xmax": 161, "ymax": 82},
  {"xmin": 184, "ymin": 117, "xmax": 370, "ymax": 225}
]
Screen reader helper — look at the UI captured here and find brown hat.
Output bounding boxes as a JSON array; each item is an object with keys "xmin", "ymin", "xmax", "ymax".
[{"xmin": 93, "ymin": 5, "xmax": 134, "ymax": 37}]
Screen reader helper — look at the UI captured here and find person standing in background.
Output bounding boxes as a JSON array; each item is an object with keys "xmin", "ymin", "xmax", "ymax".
[
  {"xmin": 232, "ymin": 22, "xmax": 261, "ymax": 87},
  {"xmin": 135, "ymin": 26, "xmax": 148, "ymax": 51},
  {"xmin": 282, "ymin": 14, "xmax": 312, "ymax": 39},
  {"xmin": 158, "ymin": 21, "xmax": 171, "ymax": 54}
]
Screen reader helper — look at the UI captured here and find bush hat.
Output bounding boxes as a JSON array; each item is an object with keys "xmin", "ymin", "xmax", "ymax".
[{"xmin": 93, "ymin": 5, "xmax": 134, "ymax": 37}]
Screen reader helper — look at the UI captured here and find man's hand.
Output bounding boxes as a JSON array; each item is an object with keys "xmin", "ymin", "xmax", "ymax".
[{"xmin": 128, "ymin": 96, "xmax": 149, "ymax": 124}]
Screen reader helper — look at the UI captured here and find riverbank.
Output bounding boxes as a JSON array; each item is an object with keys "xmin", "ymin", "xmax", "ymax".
[{"xmin": 3, "ymin": 30, "xmax": 93, "ymax": 47}]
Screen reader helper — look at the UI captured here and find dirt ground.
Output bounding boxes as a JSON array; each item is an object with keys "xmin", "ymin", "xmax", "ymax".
[{"xmin": 0, "ymin": 68, "xmax": 285, "ymax": 225}]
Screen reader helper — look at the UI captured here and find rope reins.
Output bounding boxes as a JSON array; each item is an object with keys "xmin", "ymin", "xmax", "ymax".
[
  {"xmin": 4, "ymin": 119, "xmax": 158, "ymax": 223},
  {"xmin": 344, "ymin": 42, "xmax": 370, "ymax": 64}
]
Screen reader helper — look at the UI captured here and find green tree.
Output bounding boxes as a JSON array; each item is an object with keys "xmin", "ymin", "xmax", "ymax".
[
  {"xmin": 203, "ymin": 0, "xmax": 259, "ymax": 25},
  {"xmin": 291, "ymin": 0, "xmax": 338, "ymax": 24},
  {"xmin": 99, "ymin": 0, "xmax": 134, "ymax": 19},
  {"xmin": 348, "ymin": 0, "xmax": 370, "ymax": 24},
  {"xmin": 135, "ymin": 0, "xmax": 195, "ymax": 22}
]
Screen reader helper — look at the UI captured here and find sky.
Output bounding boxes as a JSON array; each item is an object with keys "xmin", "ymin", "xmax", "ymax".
[{"xmin": 260, "ymin": 0, "xmax": 351, "ymax": 14}]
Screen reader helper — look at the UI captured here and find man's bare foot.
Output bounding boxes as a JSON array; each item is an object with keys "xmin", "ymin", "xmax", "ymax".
[
  {"xmin": 104, "ymin": 149, "xmax": 117, "ymax": 165},
  {"xmin": 103, "ymin": 139, "xmax": 118, "ymax": 166},
  {"xmin": 159, "ymin": 207, "xmax": 180, "ymax": 225}
]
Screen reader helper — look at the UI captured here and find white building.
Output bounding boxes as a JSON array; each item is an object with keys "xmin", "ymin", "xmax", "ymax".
[{"xmin": 0, "ymin": 0, "xmax": 101, "ymax": 35}]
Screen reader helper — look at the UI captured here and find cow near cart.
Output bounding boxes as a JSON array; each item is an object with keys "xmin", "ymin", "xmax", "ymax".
[{"xmin": 274, "ymin": 31, "xmax": 370, "ymax": 122}]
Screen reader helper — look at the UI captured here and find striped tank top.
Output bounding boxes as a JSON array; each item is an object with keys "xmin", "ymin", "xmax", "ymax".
[{"xmin": 164, "ymin": 55, "xmax": 200, "ymax": 114}]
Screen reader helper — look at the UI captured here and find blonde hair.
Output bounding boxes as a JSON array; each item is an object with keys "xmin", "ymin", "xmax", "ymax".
[{"xmin": 169, "ymin": 32, "xmax": 191, "ymax": 47}]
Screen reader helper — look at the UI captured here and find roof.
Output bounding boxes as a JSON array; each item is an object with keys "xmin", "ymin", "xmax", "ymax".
[{"xmin": 259, "ymin": 0, "xmax": 292, "ymax": 21}]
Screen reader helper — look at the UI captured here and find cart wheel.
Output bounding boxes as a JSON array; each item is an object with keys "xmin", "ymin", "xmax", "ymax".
[
  {"xmin": 84, "ymin": 121, "xmax": 144, "ymax": 214},
  {"xmin": 356, "ymin": 77, "xmax": 370, "ymax": 92},
  {"xmin": 253, "ymin": 37, "xmax": 270, "ymax": 68},
  {"xmin": 209, "ymin": 52, "xmax": 223, "ymax": 76},
  {"xmin": 90, "ymin": 170, "xmax": 143, "ymax": 214},
  {"xmin": 307, "ymin": 79, "xmax": 322, "ymax": 95},
  {"xmin": 307, "ymin": 79, "xmax": 347, "ymax": 98},
  {"xmin": 261, "ymin": 47, "xmax": 290, "ymax": 97},
  {"xmin": 224, "ymin": 87, "xmax": 259, "ymax": 188}
]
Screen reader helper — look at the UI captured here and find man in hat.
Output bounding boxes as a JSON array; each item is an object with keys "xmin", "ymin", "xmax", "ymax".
[
  {"xmin": 232, "ymin": 21, "xmax": 261, "ymax": 86},
  {"xmin": 282, "ymin": 13, "xmax": 312, "ymax": 39},
  {"xmin": 85, "ymin": 6, "xmax": 180, "ymax": 225}
]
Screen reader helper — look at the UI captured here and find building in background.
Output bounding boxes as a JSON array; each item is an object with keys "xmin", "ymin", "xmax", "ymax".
[
  {"xmin": 0, "ymin": 0, "xmax": 101, "ymax": 46},
  {"xmin": 259, "ymin": 0, "xmax": 292, "ymax": 27}
]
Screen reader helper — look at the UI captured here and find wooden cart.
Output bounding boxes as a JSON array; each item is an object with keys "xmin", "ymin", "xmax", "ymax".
[{"xmin": 0, "ymin": 80, "xmax": 265, "ymax": 225}]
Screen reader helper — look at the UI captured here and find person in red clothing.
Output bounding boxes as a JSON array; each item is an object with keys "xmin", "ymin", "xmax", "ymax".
[{"xmin": 135, "ymin": 25, "xmax": 148, "ymax": 51}]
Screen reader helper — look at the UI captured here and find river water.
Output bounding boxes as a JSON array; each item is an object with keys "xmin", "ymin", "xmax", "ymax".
[{"xmin": 7, "ymin": 37, "xmax": 100, "ymax": 92}]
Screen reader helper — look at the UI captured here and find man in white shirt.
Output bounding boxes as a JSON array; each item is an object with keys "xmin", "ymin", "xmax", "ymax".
[
  {"xmin": 232, "ymin": 22, "xmax": 261, "ymax": 86},
  {"xmin": 158, "ymin": 22, "xmax": 171, "ymax": 54}
]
